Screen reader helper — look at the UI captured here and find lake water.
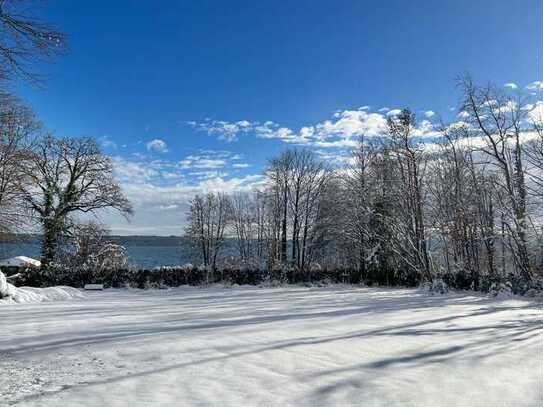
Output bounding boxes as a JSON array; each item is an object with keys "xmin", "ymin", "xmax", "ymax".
[{"xmin": 0, "ymin": 236, "xmax": 196, "ymax": 268}]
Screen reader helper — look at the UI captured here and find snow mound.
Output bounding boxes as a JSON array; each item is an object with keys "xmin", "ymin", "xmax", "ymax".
[
  {"xmin": 0, "ymin": 270, "xmax": 17, "ymax": 297},
  {"xmin": 0, "ymin": 255, "xmax": 41, "ymax": 267},
  {"xmin": 489, "ymin": 281, "xmax": 514, "ymax": 299},
  {"xmin": 0, "ymin": 271, "xmax": 83, "ymax": 304}
]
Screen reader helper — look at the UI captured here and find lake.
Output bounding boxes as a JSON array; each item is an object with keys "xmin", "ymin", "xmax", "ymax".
[{"xmin": 0, "ymin": 236, "xmax": 197, "ymax": 268}]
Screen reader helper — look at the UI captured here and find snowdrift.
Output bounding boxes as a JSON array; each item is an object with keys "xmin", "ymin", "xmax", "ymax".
[
  {"xmin": 0, "ymin": 271, "xmax": 83, "ymax": 304},
  {"xmin": 0, "ymin": 255, "xmax": 41, "ymax": 267}
]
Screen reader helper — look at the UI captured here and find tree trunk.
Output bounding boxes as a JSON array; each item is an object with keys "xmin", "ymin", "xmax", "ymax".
[{"xmin": 41, "ymin": 219, "xmax": 59, "ymax": 270}]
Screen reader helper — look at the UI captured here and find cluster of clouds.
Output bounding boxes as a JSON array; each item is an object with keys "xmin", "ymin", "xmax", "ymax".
[
  {"xmin": 107, "ymin": 151, "xmax": 262, "ymax": 234},
  {"xmin": 503, "ymin": 81, "xmax": 543, "ymax": 92},
  {"xmin": 113, "ymin": 150, "xmax": 252, "ymax": 186},
  {"xmin": 177, "ymin": 150, "xmax": 244, "ymax": 170},
  {"xmin": 188, "ymin": 107, "xmax": 443, "ymax": 151}
]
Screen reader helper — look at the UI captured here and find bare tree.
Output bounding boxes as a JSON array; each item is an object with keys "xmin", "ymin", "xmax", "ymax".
[
  {"xmin": 341, "ymin": 137, "xmax": 378, "ymax": 276},
  {"xmin": 285, "ymin": 149, "xmax": 329, "ymax": 271},
  {"xmin": 266, "ymin": 151, "xmax": 294, "ymax": 266},
  {"xmin": 19, "ymin": 135, "xmax": 132, "ymax": 269},
  {"xmin": 387, "ymin": 109, "xmax": 432, "ymax": 281},
  {"xmin": 427, "ymin": 124, "xmax": 497, "ymax": 284},
  {"xmin": 185, "ymin": 192, "xmax": 231, "ymax": 278},
  {"xmin": 229, "ymin": 191, "xmax": 259, "ymax": 267},
  {"xmin": 0, "ymin": 0, "xmax": 67, "ymax": 83},
  {"xmin": 0, "ymin": 92, "xmax": 38, "ymax": 234},
  {"xmin": 459, "ymin": 76, "xmax": 532, "ymax": 280}
]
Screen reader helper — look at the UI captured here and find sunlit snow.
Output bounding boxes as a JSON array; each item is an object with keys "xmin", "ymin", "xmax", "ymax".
[{"xmin": 1, "ymin": 286, "xmax": 542, "ymax": 406}]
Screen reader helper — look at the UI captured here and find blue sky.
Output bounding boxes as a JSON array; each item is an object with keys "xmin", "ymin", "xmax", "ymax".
[{"xmin": 14, "ymin": 0, "xmax": 543, "ymax": 235}]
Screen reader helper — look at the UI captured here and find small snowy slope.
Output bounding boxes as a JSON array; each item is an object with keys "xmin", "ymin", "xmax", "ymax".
[
  {"xmin": 0, "ymin": 286, "xmax": 84, "ymax": 304},
  {"xmin": 0, "ymin": 272, "xmax": 84, "ymax": 305},
  {"xmin": 1, "ymin": 287, "xmax": 543, "ymax": 406}
]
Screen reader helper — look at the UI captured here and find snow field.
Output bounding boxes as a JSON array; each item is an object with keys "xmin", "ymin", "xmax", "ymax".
[{"xmin": 1, "ymin": 286, "xmax": 543, "ymax": 406}]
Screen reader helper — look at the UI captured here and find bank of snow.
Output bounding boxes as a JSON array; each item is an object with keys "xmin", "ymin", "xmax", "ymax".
[{"xmin": 0, "ymin": 271, "xmax": 83, "ymax": 304}]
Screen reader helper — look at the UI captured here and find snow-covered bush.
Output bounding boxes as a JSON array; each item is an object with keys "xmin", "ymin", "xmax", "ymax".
[
  {"xmin": 56, "ymin": 221, "xmax": 128, "ymax": 285},
  {"xmin": 419, "ymin": 279, "xmax": 449, "ymax": 295},
  {"xmin": 488, "ymin": 281, "xmax": 514, "ymax": 299}
]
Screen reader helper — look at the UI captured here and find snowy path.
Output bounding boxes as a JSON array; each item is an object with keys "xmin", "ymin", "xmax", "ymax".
[{"xmin": 1, "ymin": 286, "xmax": 543, "ymax": 406}]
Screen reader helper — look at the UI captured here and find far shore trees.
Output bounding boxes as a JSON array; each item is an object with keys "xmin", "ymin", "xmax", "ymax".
[{"xmin": 20, "ymin": 136, "xmax": 132, "ymax": 269}]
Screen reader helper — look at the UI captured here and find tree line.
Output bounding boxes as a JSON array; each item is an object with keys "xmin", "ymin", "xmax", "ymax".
[{"xmin": 185, "ymin": 78, "xmax": 543, "ymax": 290}]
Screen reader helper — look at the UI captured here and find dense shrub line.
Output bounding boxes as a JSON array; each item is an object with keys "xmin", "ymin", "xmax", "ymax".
[
  {"xmin": 4, "ymin": 266, "xmax": 361, "ymax": 288},
  {"xmin": 4, "ymin": 265, "xmax": 543, "ymax": 296}
]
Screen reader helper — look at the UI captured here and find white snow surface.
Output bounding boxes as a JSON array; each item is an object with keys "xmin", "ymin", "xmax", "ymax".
[
  {"xmin": 1, "ymin": 286, "xmax": 543, "ymax": 406},
  {"xmin": 0, "ymin": 256, "xmax": 41, "ymax": 268}
]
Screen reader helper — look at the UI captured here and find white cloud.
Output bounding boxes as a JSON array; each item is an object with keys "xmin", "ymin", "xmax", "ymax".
[
  {"xmin": 423, "ymin": 110, "xmax": 435, "ymax": 118},
  {"xmin": 313, "ymin": 138, "xmax": 359, "ymax": 148},
  {"xmin": 189, "ymin": 170, "xmax": 229, "ymax": 180},
  {"xmin": 316, "ymin": 110, "xmax": 388, "ymax": 139},
  {"xmin": 99, "ymin": 135, "xmax": 118, "ymax": 150},
  {"xmin": 176, "ymin": 150, "xmax": 242, "ymax": 170},
  {"xmin": 527, "ymin": 81, "xmax": 543, "ymax": 91},
  {"xmin": 233, "ymin": 163, "xmax": 251, "ymax": 168},
  {"xmin": 188, "ymin": 119, "xmax": 253, "ymax": 142},
  {"xmin": 386, "ymin": 109, "xmax": 402, "ymax": 117},
  {"xmin": 107, "ymin": 155, "xmax": 264, "ymax": 234},
  {"xmin": 146, "ymin": 139, "xmax": 168, "ymax": 153},
  {"xmin": 504, "ymin": 83, "xmax": 518, "ymax": 90},
  {"xmin": 192, "ymin": 159, "xmax": 226, "ymax": 169},
  {"xmin": 113, "ymin": 156, "xmax": 160, "ymax": 184}
]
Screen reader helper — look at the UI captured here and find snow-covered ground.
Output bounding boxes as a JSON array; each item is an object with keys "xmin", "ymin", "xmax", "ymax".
[{"xmin": 1, "ymin": 286, "xmax": 543, "ymax": 406}]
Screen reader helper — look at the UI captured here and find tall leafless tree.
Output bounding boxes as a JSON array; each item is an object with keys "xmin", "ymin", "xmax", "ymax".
[
  {"xmin": 19, "ymin": 135, "xmax": 132, "ymax": 269},
  {"xmin": 0, "ymin": 92, "xmax": 38, "ymax": 234},
  {"xmin": 459, "ymin": 76, "xmax": 533, "ymax": 280},
  {"xmin": 387, "ymin": 109, "xmax": 432, "ymax": 281},
  {"xmin": 185, "ymin": 192, "xmax": 231, "ymax": 278}
]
